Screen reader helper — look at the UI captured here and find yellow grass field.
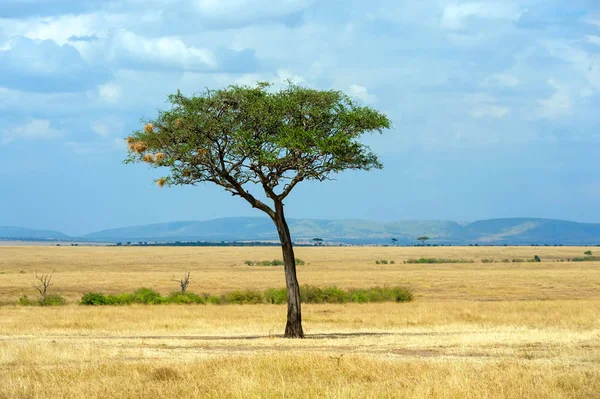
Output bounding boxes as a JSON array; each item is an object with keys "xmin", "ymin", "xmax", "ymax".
[{"xmin": 1, "ymin": 245, "xmax": 600, "ymax": 398}]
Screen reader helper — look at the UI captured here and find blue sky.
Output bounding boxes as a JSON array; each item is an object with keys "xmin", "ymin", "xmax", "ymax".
[{"xmin": 1, "ymin": 0, "xmax": 599, "ymax": 235}]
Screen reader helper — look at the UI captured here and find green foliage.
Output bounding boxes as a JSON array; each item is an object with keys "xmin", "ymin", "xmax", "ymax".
[
  {"xmin": 78, "ymin": 286, "xmax": 413, "ymax": 306},
  {"xmin": 41, "ymin": 295, "xmax": 67, "ymax": 306},
  {"xmin": 19, "ymin": 294, "xmax": 66, "ymax": 306},
  {"xmin": 166, "ymin": 292, "xmax": 206, "ymax": 304},
  {"xmin": 404, "ymin": 258, "xmax": 473, "ymax": 264},
  {"xmin": 534, "ymin": 255, "xmax": 541, "ymax": 262},
  {"xmin": 18, "ymin": 295, "xmax": 35, "ymax": 306},
  {"xmin": 481, "ymin": 259, "xmax": 495, "ymax": 263},
  {"xmin": 571, "ymin": 256, "xmax": 600, "ymax": 262},
  {"xmin": 133, "ymin": 288, "xmax": 164, "ymax": 304},
  {"xmin": 417, "ymin": 236, "xmax": 430, "ymax": 244},
  {"xmin": 584, "ymin": 250, "xmax": 593, "ymax": 256},
  {"xmin": 125, "ymin": 83, "xmax": 391, "ymax": 202},
  {"xmin": 220, "ymin": 290, "xmax": 263, "ymax": 304},
  {"xmin": 243, "ymin": 259, "xmax": 305, "ymax": 266},
  {"xmin": 80, "ymin": 292, "xmax": 107, "ymax": 305},
  {"xmin": 263, "ymin": 288, "xmax": 288, "ymax": 304}
]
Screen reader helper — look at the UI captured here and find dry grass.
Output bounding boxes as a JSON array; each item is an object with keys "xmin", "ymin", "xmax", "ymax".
[{"xmin": 1, "ymin": 246, "xmax": 599, "ymax": 398}]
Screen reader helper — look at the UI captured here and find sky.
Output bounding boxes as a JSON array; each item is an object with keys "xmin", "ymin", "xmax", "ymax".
[{"xmin": 1, "ymin": 0, "xmax": 599, "ymax": 236}]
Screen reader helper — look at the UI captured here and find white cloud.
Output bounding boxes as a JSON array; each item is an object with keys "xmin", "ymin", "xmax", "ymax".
[
  {"xmin": 110, "ymin": 30, "xmax": 217, "ymax": 71},
  {"xmin": 1, "ymin": 119, "xmax": 62, "ymax": 145},
  {"xmin": 537, "ymin": 79, "xmax": 571, "ymax": 119},
  {"xmin": 545, "ymin": 41, "xmax": 600, "ymax": 91},
  {"xmin": 348, "ymin": 84, "xmax": 377, "ymax": 104},
  {"xmin": 440, "ymin": 2, "xmax": 522, "ymax": 30},
  {"xmin": 91, "ymin": 118, "xmax": 124, "ymax": 138},
  {"xmin": 467, "ymin": 93, "xmax": 509, "ymax": 119},
  {"xmin": 482, "ymin": 73, "xmax": 520, "ymax": 87},
  {"xmin": 586, "ymin": 35, "xmax": 600, "ymax": 46},
  {"xmin": 276, "ymin": 69, "xmax": 305, "ymax": 85},
  {"xmin": 193, "ymin": 0, "xmax": 312, "ymax": 26},
  {"xmin": 471, "ymin": 105, "xmax": 509, "ymax": 118},
  {"xmin": 97, "ymin": 83, "xmax": 122, "ymax": 103}
]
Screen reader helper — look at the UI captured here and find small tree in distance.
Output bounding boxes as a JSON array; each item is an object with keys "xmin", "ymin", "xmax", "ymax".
[
  {"xmin": 391, "ymin": 238, "xmax": 398, "ymax": 246},
  {"xmin": 34, "ymin": 270, "xmax": 54, "ymax": 306},
  {"xmin": 584, "ymin": 250, "xmax": 592, "ymax": 256},
  {"xmin": 417, "ymin": 236, "xmax": 430, "ymax": 245},
  {"xmin": 312, "ymin": 238, "xmax": 324, "ymax": 246},
  {"xmin": 125, "ymin": 82, "xmax": 391, "ymax": 338},
  {"xmin": 172, "ymin": 272, "xmax": 191, "ymax": 294}
]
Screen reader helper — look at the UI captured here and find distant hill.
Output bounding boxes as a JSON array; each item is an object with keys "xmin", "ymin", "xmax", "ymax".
[
  {"xmin": 0, "ymin": 226, "xmax": 69, "ymax": 240},
  {"xmin": 3, "ymin": 218, "xmax": 600, "ymax": 245},
  {"xmin": 79, "ymin": 217, "xmax": 600, "ymax": 245}
]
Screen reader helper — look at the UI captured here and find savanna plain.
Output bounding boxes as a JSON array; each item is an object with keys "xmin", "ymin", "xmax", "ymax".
[{"xmin": 0, "ymin": 245, "xmax": 599, "ymax": 398}]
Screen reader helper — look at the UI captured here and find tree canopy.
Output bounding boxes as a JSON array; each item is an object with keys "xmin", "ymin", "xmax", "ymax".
[{"xmin": 125, "ymin": 82, "xmax": 390, "ymax": 217}]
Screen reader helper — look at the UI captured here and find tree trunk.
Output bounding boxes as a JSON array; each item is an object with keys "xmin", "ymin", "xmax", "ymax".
[{"xmin": 272, "ymin": 200, "xmax": 304, "ymax": 338}]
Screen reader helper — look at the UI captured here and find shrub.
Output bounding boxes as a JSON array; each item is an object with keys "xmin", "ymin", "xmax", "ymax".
[
  {"xmin": 221, "ymin": 290, "xmax": 263, "ymax": 304},
  {"xmin": 166, "ymin": 292, "xmax": 205, "ymax": 304},
  {"xmin": 19, "ymin": 294, "xmax": 66, "ymax": 306},
  {"xmin": 133, "ymin": 288, "xmax": 164, "ymax": 304},
  {"xmin": 300, "ymin": 285, "xmax": 347, "ymax": 303},
  {"xmin": 404, "ymin": 258, "xmax": 473, "ymax": 264},
  {"xmin": 41, "ymin": 295, "xmax": 67, "ymax": 306},
  {"xmin": 80, "ymin": 292, "xmax": 107, "ymax": 305},
  {"xmin": 481, "ymin": 259, "xmax": 494, "ymax": 263},
  {"xmin": 571, "ymin": 256, "xmax": 600, "ymax": 262},
  {"xmin": 584, "ymin": 250, "xmax": 593, "ymax": 256},
  {"xmin": 244, "ymin": 259, "xmax": 305, "ymax": 266},
  {"xmin": 263, "ymin": 288, "xmax": 287, "ymax": 304},
  {"xmin": 534, "ymin": 255, "xmax": 541, "ymax": 262},
  {"xmin": 18, "ymin": 295, "xmax": 35, "ymax": 306},
  {"xmin": 78, "ymin": 285, "xmax": 414, "ymax": 306}
]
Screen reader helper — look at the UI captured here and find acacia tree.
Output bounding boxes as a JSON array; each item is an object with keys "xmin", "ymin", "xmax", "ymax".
[{"xmin": 125, "ymin": 83, "xmax": 390, "ymax": 338}]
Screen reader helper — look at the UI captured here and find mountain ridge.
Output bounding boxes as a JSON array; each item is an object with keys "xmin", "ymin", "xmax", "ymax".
[{"xmin": 2, "ymin": 217, "xmax": 600, "ymax": 245}]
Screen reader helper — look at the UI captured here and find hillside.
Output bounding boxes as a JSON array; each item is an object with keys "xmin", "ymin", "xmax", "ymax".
[
  {"xmin": 3, "ymin": 218, "xmax": 600, "ymax": 245},
  {"xmin": 79, "ymin": 217, "xmax": 600, "ymax": 245},
  {"xmin": 0, "ymin": 226, "xmax": 69, "ymax": 241}
]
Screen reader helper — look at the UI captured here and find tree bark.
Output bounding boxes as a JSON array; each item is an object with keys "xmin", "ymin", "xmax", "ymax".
[{"xmin": 272, "ymin": 200, "xmax": 304, "ymax": 338}]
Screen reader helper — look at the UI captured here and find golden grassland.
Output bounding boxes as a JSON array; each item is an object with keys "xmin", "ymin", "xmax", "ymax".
[{"xmin": 1, "ymin": 246, "xmax": 600, "ymax": 398}]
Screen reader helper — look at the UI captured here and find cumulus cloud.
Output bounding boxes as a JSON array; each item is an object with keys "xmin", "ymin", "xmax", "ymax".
[
  {"xmin": 108, "ymin": 30, "xmax": 217, "ymax": 71},
  {"xmin": 440, "ymin": 2, "xmax": 522, "ymax": 30},
  {"xmin": 0, "ymin": 36, "xmax": 109, "ymax": 92},
  {"xmin": 482, "ymin": 73, "xmax": 520, "ymax": 87},
  {"xmin": 467, "ymin": 93, "xmax": 510, "ymax": 119},
  {"xmin": 537, "ymin": 79, "xmax": 572, "ymax": 119},
  {"xmin": 91, "ymin": 118, "xmax": 124, "ymax": 138},
  {"xmin": 1, "ymin": 119, "xmax": 62, "ymax": 145},
  {"xmin": 348, "ymin": 84, "xmax": 377, "ymax": 104},
  {"xmin": 192, "ymin": 0, "xmax": 313, "ymax": 27}
]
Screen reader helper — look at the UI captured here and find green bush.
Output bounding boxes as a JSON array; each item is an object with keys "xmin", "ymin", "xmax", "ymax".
[
  {"xmin": 263, "ymin": 288, "xmax": 287, "ymax": 304},
  {"xmin": 166, "ymin": 292, "xmax": 206, "ymax": 304},
  {"xmin": 244, "ymin": 259, "xmax": 305, "ymax": 266},
  {"xmin": 571, "ymin": 256, "xmax": 600, "ymax": 262},
  {"xmin": 133, "ymin": 288, "xmax": 164, "ymax": 304},
  {"xmin": 80, "ymin": 292, "xmax": 107, "ymax": 305},
  {"xmin": 584, "ymin": 250, "xmax": 593, "ymax": 256},
  {"xmin": 404, "ymin": 258, "xmax": 473, "ymax": 264},
  {"xmin": 19, "ymin": 294, "xmax": 67, "ymax": 306},
  {"xmin": 78, "ymin": 285, "xmax": 414, "ymax": 306},
  {"xmin": 18, "ymin": 295, "xmax": 35, "ymax": 306},
  {"xmin": 41, "ymin": 295, "xmax": 67, "ymax": 306},
  {"xmin": 534, "ymin": 255, "xmax": 541, "ymax": 262},
  {"xmin": 220, "ymin": 290, "xmax": 263, "ymax": 304}
]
